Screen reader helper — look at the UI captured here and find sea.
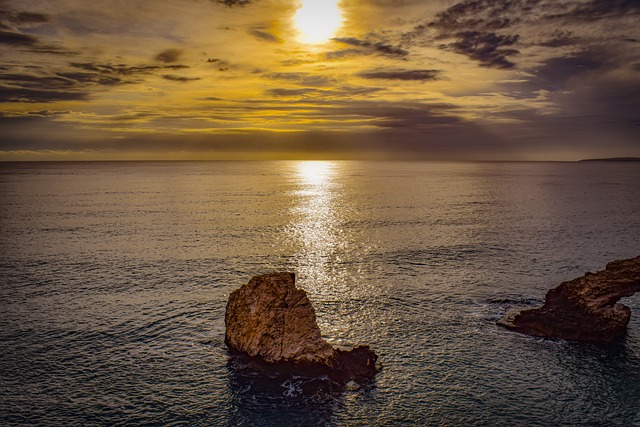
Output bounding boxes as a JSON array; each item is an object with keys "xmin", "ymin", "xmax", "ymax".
[{"xmin": 1, "ymin": 161, "xmax": 639, "ymax": 426}]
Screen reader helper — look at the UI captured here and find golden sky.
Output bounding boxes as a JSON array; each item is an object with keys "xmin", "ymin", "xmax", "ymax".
[{"xmin": 1, "ymin": 0, "xmax": 639, "ymax": 160}]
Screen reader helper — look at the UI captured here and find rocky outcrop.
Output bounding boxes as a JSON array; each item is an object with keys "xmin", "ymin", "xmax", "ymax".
[
  {"xmin": 498, "ymin": 256, "xmax": 640, "ymax": 342},
  {"xmin": 225, "ymin": 272, "xmax": 379, "ymax": 382}
]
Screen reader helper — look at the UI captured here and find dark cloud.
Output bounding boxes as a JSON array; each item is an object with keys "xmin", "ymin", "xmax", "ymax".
[
  {"xmin": 0, "ymin": 27, "xmax": 76, "ymax": 55},
  {"xmin": 0, "ymin": 86, "xmax": 89, "ymax": 102},
  {"xmin": 414, "ymin": 0, "xmax": 526, "ymax": 68},
  {"xmin": 1, "ymin": 72, "xmax": 73, "ymax": 88},
  {"xmin": 205, "ymin": 58, "xmax": 231, "ymax": 71},
  {"xmin": 0, "ymin": 67, "xmax": 122, "ymax": 102},
  {"xmin": 332, "ymin": 101, "xmax": 461, "ymax": 130},
  {"xmin": 0, "ymin": 7, "xmax": 49, "ymax": 28},
  {"xmin": 71, "ymin": 62, "xmax": 189, "ymax": 76},
  {"xmin": 0, "ymin": 29, "xmax": 37, "ymax": 46},
  {"xmin": 324, "ymin": 48, "xmax": 363, "ymax": 60},
  {"xmin": 427, "ymin": 0, "xmax": 538, "ymax": 34},
  {"xmin": 267, "ymin": 88, "xmax": 320, "ymax": 97},
  {"xmin": 539, "ymin": 31, "xmax": 577, "ymax": 48},
  {"xmin": 0, "ymin": 57, "xmax": 194, "ymax": 103},
  {"xmin": 405, "ymin": 0, "xmax": 639, "ymax": 68},
  {"xmin": 215, "ymin": 0, "xmax": 254, "ymax": 6},
  {"xmin": 495, "ymin": 49, "xmax": 639, "ymax": 150},
  {"xmin": 265, "ymin": 72, "xmax": 335, "ymax": 87},
  {"xmin": 412, "ymin": 0, "xmax": 640, "ymax": 68},
  {"xmin": 332, "ymin": 37, "xmax": 409, "ymax": 59},
  {"xmin": 56, "ymin": 72, "xmax": 123, "ymax": 86},
  {"xmin": 0, "ymin": 7, "xmax": 66, "ymax": 57},
  {"xmin": 14, "ymin": 12, "xmax": 49, "ymax": 24},
  {"xmin": 358, "ymin": 69, "xmax": 440, "ymax": 81},
  {"xmin": 505, "ymin": 51, "xmax": 610, "ymax": 95},
  {"xmin": 532, "ymin": 53, "xmax": 607, "ymax": 90},
  {"xmin": 162, "ymin": 74, "xmax": 200, "ymax": 82},
  {"xmin": 249, "ymin": 29, "xmax": 282, "ymax": 43},
  {"xmin": 547, "ymin": 0, "xmax": 640, "ymax": 21},
  {"xmin": 155, "ymin": 49, "xmax": 183, "ymax": 63},
  {"xmin": 447, "ymin": 31, "xmax": 519, "ymax": 69}
]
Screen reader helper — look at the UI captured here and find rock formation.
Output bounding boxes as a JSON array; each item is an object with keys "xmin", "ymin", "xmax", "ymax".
[
  {"xmin": 498, "ymin": 256, "xmax": 640, "ymax": 342},
  {"xmin": 225, "ymin": 272, "xmax": 379, "ymax": 382}
]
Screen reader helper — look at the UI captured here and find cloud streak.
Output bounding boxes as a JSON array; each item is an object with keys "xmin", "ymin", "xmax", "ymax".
[
  {"xmin": 358, "ymin": 69, "xmax": 440, "ymax": 81},
  {"xmin": 332, "ymin": 37, "xmax": 409, "ymax": 59}
]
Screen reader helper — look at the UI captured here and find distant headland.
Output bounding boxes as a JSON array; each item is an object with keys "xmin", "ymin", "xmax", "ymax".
[{"xmin": 580, "ymin": 157, "xmax": 640, "ymax": 162}]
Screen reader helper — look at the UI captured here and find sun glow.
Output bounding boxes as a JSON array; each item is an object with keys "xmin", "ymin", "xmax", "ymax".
[{"xmin": 294, "ymin": 0, "xmax": 343, "ymax": 44}]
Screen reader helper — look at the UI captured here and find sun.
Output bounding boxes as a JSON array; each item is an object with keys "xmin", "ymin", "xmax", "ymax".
[{"xmin": 294, "ymin": 0, "xmax": 343, "ymax": 44}]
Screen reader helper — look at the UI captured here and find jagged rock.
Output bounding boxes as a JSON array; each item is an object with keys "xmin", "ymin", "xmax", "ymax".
[
  {"xmin": 498, "ymin": 256, "xmax": 640, "ymax": 342},
  {"xmin": 225, "ymin": 272, "xmax": 379, "ymax": 382}
]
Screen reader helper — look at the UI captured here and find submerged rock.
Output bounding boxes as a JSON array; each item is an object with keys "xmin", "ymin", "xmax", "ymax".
[
  {"xmin": 498, "ymin": 256, "xmax": 640, "ymax": 342},
  {"xmin": 225, "ymin": 272, "xmax": 379, "ymax": 382}
]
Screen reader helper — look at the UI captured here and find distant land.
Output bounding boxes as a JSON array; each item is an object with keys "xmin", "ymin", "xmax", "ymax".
[{"xmin": 580, "ymin": 157, "xmax": 640, "ymax": 162}]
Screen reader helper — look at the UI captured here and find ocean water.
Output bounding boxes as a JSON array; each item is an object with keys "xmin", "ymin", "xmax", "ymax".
[{"xmin": 1, "ymin": 160, "xmax": 639, "ymax": 426}]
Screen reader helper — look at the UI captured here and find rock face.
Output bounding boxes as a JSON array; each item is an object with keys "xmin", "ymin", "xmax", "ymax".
[
  {"xmin": 498, "ymin": 256, "xmax": 640, "ymax": 342},
  {"xmin": 225, "ymin": 272, "xmax": 378, "ymax": 381}
]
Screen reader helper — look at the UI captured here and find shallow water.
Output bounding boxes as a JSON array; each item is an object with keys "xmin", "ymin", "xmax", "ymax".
[{"xmin": 1, "ymin": 161, "xmax": 639, "ymax": 426}]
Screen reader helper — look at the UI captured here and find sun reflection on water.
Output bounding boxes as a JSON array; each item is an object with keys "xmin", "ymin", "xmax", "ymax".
[
  {"xmin": 286, "ymin": 161, "xmax": 381, "ymax": 344},
  {"xmin": 297, "ymin": 161, "xmax": 335, "ymax": 187},
  {"xmin": 289, "ymin": 161, "xmax": 342, "ymax": 289}
]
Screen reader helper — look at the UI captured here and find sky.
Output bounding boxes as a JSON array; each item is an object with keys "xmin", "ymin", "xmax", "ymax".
[{"xmin": 0, "ymin": 0, "xmax": 639, "ymax": 161}]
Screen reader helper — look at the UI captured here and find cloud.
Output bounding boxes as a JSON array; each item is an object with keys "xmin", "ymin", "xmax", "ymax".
[
  {"xmin": 206, "ymin": 58, "xmax": 231, "ymax": 71},
  {"xmin": 324, "ymin": 48, "xmax": 363, "ymax": 60},
  {"xmin": 0, "ymin": 27, "xmax": 76, "ymax": 55},
  {"xmin": 0, "ymin": 6, "xmax": 73, "ymax": 55},
  {"xmin": 530, "ymin": 53, "xmax": 608, "ymax": 90},
  {"xmin": 539, "ymin": 30, "xmax": 577, "ymax": 48},
  {"xmin": 447, "ymin": 31, "xmax": 520, "ymax": 69},
  {"xmin": 427, "ymin": 0, "xmax": 536, "ymax": 33},
  {"xmin": 503, "ymin": 50, "xmax": 611, "ymax": 95},
  {"xmin": 358, "ymin": 69, "xmax": 440, "ymax": 81},
  {"xmin": 155, "ymin": 48, "xmax": 183, "ymax": 63},
  {"xmin": 215, "ymin": 0, "xmax": 254, "ymax": 7},
  {"xmin": 0, "ymin": 67, "xmax": 121, "ymax": 102},
  {"xmin": 0, "ymin": 54, "xmax": 195, "ymax": 103},
  {"xmin": 249, "ymin": 29, "xmax": 282, "ymax": 43},
  {"xmin": 267, "ymin": 88, "xmax": 319, "ymax": 97},
  {"xmin": 57, "ymin": 72, "xmax": 123, "ymax": 86},
  {"xmin": 162, "ymin": 74, "xmax": 201, "ymax": 82},
  {"xmin": 0, "ymin": 86, "xmax": 89, "ymax": 103},
  {"xmin": 0, "ymin": 29, "xmax": 37, "ymax": 46},
  {"xmin": 0, "ymin": 7, "xmax": 49, "ymax": 29},
  {"xmin": 332, "ymin": 101, "xmax": 461, "ymax": 130},
  {"xmin": 265, "ymin": 72, "xmax": 336, "ymax": 87},
  {"xmin": 14, "ymin": 12, "xmax": 49, "ymax": 24},
  {"xmin": 70, "ymin": 62, "xmax": 189, "ymax": 76},
  {"xmin": 547, "ymin": 0, "xmax": 640, "ymax": 21},
  {"xmin": 332, "ymin": 37, "xmax": 409, "ymax": 59},
  {"xmin": 417, "ymin": 0, "xmax": 640, "ymax": 64}
]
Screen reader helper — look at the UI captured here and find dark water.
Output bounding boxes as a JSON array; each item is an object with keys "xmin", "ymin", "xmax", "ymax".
[{"xmin": 1, "ymin": 161, "xmax": 639, "ymax": 426}]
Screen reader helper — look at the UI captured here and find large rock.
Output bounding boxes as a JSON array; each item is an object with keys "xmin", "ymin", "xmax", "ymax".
[
  {"xmin": 498, "ymin": 256, "xmax": 640, "ymax": 342},
  {"xmin": 225, "ymin": 272, "xmax": 379, "ymax": 382}
]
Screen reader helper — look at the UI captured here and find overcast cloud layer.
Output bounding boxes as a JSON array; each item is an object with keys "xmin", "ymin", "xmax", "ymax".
[{"xmin": 1, "ymin": 0, "xmax": 639, "ymax": 160}]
